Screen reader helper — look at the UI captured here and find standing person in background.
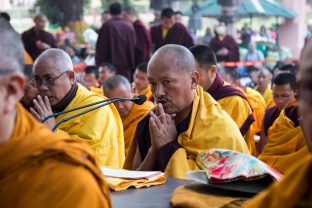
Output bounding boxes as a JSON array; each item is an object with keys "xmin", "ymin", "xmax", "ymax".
[
  {"xmin": 210, "ymin": 24, "xmax": 240, "ymax": 62},
  {"xmin": 243, "ymin": 42, "xmax": 265, "ymax": 63},
  {"xmin": 123, "ymin": 7, "xmax": 151, "ymax": 66},
  {"xmin": 96, "ymin": 2, "xmax": 136, "ymax": 81},
  {"xmin": 201, "ymin": 27, "xmax": 214, "ymax": 46},
  {"xmin": 174, "ymin": 11, "xmax": 183, "ymax": 23},
  {"xmin": 22, "ymin": 14, "xmax": 56, "ymax": 60},
  {"xmin": 150, "ymin": 8, "xmax": 194, "ymax": 52}
]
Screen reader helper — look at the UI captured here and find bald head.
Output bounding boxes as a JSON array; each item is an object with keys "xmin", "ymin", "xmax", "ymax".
[
  {"xmin": 34, "ymin": 48, "xmax": 73, "ymax": 74},
  {"xmin": 148, "ymin": 44, "xmax": 196, "ymax": 74},
  {"xmin": 103, "ymin": 75, "xmax": 131, "ymax": 95},
  {"xmin": 0, "ymin": 19, "xmax": 24, "ymax": 73}
]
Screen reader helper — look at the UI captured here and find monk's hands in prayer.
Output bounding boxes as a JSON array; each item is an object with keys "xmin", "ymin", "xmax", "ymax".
[
  {"xmin": 36, "ymin": 40, "xmax": 51, "ymax": 50},
  {"xmin": 216, "ymin": 47, "xmax": 229, "ymax": 56},
  {"xmin": 149, "ymin": 103, "xmax": 177, "ymax": 150},
  {"xmin": 30, "ymin": 95, "xmax": 56, "ymax": 130}
]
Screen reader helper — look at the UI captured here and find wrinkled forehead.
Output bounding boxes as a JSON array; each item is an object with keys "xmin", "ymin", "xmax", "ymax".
[{"xmin": 33, "ymin": 58, "xmax": 62, "ymax": 76}]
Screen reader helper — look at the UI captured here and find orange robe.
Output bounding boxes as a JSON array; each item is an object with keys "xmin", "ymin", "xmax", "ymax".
[
  {"xmin": 139, "ymin": 86, "xmax": 153, "ymax": 101},
  {"xmin": 245, "ymin": 154, "xmax": 312, "ymax": 208},
  {"xmin": 24, "ymin": 51, "xmax": 33, "ymax": 64},
  {"xmin": 90, "ymin": 86, "xmax": 104, "ymax": 95},
  {"xmin": 0, "ymin": 104, "xmax": 111, "ymax": 208},
  {"xmin": 255, "ymin": 85, "xmax": 272, "ymax": 106},
  {"xmin": 122, "ymin": 100, "xmax": 154, "ymax": 155}
]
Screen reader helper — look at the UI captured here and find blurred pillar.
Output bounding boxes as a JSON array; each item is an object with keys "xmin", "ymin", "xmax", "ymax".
[{"xmin": 279, "ymin": 0, "xmax": 306, "ymax": 59}]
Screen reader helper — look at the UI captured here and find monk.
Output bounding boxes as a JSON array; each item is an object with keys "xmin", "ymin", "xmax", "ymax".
[
  {"xmin": 21, "ymin": 14, "xmax": 56, "ymax": 60},
  {"xmin": 82, "ymin": 65, "xmax": 103, "ymax": 94},
  {"xmin": 150, "ymin": 8, "xmax": 194, "ymax": 52},
  {"xmin": 98, "ymin": 62, "xmax": 118, "ymax": 86},
  {"xmin": 244, "ymin": 37, "xmax": 312, "ymax": 208},
  {"xmin": 258, "ymin": 73, "xmax": 297, "ymax": 153},
  {"xmin": 96, "ymin": 2, "xmax": 136, "ymax": 81},
  {"xmin": 254, "ymin": 66, "xmax": 273, "ymax": 105},
  {"xmin": 0, "ymin": 18, "xmax": 111, "ymax": 208},
  {"xmin": 21, "ymin": 64, "xmax": 38, "ymax": 109},
  {"xmin": 104, "ymin": 75, "xmax": 154, "ymax": 155},
  {"xmin": 190, "ymin": 45, "xmax": 256, "ymax": 154},
  {"xmin": 133, "ymin": 62, "xmax": 153, "ymax": 101},
  {"xmin": 123, "ymin": 6, "xmax": 151, "ymax": 66},
  {"xmin": 224, "ymin": 68, "xmax": 266, "ymax": 148},
  {"xmin": 29, "ymin": 48, "xmax": 125, "ymax": 167},
  {"xmin": 124, "ymin": 44, "xmax": 249, "ymax": 179}
]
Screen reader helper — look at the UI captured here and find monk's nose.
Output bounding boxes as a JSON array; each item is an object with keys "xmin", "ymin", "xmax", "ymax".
[{"xmin": 155, "ymin": 84, "xmax": 165, "ymax": 97}]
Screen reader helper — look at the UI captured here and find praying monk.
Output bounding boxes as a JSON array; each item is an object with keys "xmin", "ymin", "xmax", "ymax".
[
  {"xmin": 82, "ymin": 65, "xmax": 103, "ymax": 95},
  {"xmin": 133, "ymin": 62, "xmax": 153, "ymax": 101},
  {"xmin": 0, "ymin": 19, "xmax": 111, "ymax": 208},
  {"xmin": 21, "ymin": 14, "xmax": 56, "ymax": 60},
  {"xmin": 190, "ymin": 45, "xmax": 256, "ymax": 154},
  {"xmin": 123, "ymin": 6, "xmax": 151, "ymax": 66},
  {"xmin": 244, "ymin": 38, "xmax": 312, "ymax": 208},
  {"xmin": 254, "ymin": 66, "xmax": 273, "ymax": 105},
  {"xmin": 258, "ymin": 73, "xmax": 297, "ymax": 153},
  {"xmin": 224, "ymin": 68, "xmax": 266, "ymax": 149},
  {"xmin": 124, "ymin": 44, "xmax": 249, "ymax": 179},
  {"xmin": 96, "ymin": 2, "xmax": 136, "ymax": 81},
  {"xmin": 150, "ymin": 8, "xmax": 194, "ymax": 52},
  {"xmin": 29, "ymin": 48, "xmax": 125, "ymax": 167},
  {"xmin": 104, "ymin": 75, "xmax": 154, "ymax": 155}
]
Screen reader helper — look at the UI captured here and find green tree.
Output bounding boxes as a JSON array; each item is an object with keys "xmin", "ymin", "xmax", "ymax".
[{"xmin": 100, "ymin": 0, "xmax": 131, "ymax": 10}]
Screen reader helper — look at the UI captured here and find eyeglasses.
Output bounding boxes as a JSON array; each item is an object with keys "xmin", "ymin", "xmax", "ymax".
[{"xmin": 30, "ymin": 71, "xmax": 68, "ymax": 87}]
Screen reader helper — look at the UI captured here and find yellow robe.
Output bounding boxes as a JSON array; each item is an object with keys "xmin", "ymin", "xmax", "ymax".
[
  {"xmin": 245, "ymin": 154, "xmax": 312, "ymax": 208},
  {"xmin": 259, "ymin": 109, "xmax": 309, "ymax": 174},
  {"xmin": 218, "ymin": 84, "xmax": 255, "ymax": 155},
  {"xmin": 0, "ymin": 104, "xmax": 111, "ymax": 208},
  {"xmin": 245, "ymin": 87, "xmax": 266, "ymax": 138},
  {"xmin": 139, "ymin": 86, "xmax": 153, "ymax": 101},
  {"xmin": 122, "ymin": 101, "xmax": 154, "ymax": 156},
  {"xmin": 24, "ymin": 51, "xmax": 33, "ymax": 64},
  {"xmin": 90, "ymin": 86, "xmax": 104, "ymax": 95},
  {"xmin": 55, "ymin": 83, "xmax": 125, "ymax": 167},
  {"xmin": 255, "ymin": 85, "xmax": 272, "ymax": 105},
  {"xmin": 124, "ymin": 86, "xmax": 250, "ymax": 179}
]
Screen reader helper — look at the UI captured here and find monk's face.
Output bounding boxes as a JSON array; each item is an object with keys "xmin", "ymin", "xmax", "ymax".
[
  {"xmin": 257, "ymin": 71, "xmax": 271, "ymax": 89},
  {"xmin": 272, "ymin": 84, "xmax": 295, "ymax": 110},
  {"xmin": 134, "ymin": 70, "xmax": 149, "ymax": 92},
  {"xmin": 33, "ymin": 59, "xmax": 75, "ymax": 106},
  {"xmin": 34, "ymin": 16, "xmax": 47, "ymax": 31},
  {"xmin": 196, "ymin": 64, "xmax": 216, "ymax": 91},
  {"xmin": 99, "ymin": 66, "xmax": 116, "ymax": 84},
  {"xmin": 21, "ymin": 83, "xmax": 38, "ymax": 107},
  {"xmin": 161, "ymin": 17, "xmax": 174, "ymax": 29},
  {"xmin": 83, "ymin": 73, "xmax": 99, "ymax": 88},
  {"xmin": 148, "ymin": 57, "xmax": 198, "ymax": 115},
  {"xmin": 106, "ymin": 85, "xmax": 133, "ymax": 118}
]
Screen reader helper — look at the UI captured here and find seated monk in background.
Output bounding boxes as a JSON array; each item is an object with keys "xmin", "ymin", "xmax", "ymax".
[
  {"xmin": 245, "ymin": 38, "xmax": 312, "ymax": 208},
  {"xmin": 98, "ymin": 62, "xmax": 118, "ymax": 87},
  {"xmin": 29, "ymin": 49, "xmax": 124, "ymax": 167},
  {"xmin": 190, "ymin": 45, "xmax": 256, "ymax": 154},
  {"xmin": 104, "ymin": 75, "xmax": 154, "ymax": 155},
  {"xmin": 0, "ymin": 19, "xmax": 111, "ymax": 208},
  {"xmin": 254, "ymin": 66, "xmax": 273, "ymax": 105},
  {"xmin": 133, "ymin": 62, "xmax": 153, "ymax": 101},
  {"xmin": 224, "ymin": 68, "xmax": 266, "ymax": 150},
  {"xmin": 82, "ymin": 65, "xmax": 103, "ymax": 95},
  {"xmin": 258, "ymin": 73, "xmax": 297, "ymax": 153},
  {"xmin": 20, "ymin": 64, "xmax": 38, "ymax": 109},
  {"xmin": 124, "ymin": 44, "xmax": 249, "ymax": 179}
]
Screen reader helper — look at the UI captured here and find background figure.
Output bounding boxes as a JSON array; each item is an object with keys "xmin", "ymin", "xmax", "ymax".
[
  {"xmin": 201, "ymin": 27, "xmax": 214, "ymax": 46},
  {"xmin": 98, "ymin": 62, "xmax": 118, "ymax": 87},
  {"xmin": 21, "ymin": 14, "xmax": 56, "ymax": 60},
  {"xmin": 96, "ymin": 2, "xmax": 136, "ymax": 81},
  {"xmin": 82, "ymin": 66, "xmax": 100, "ymax": 89},
  {"xmin": 21, "ymin": 64, "xmax": 38, "ymax": 109}
]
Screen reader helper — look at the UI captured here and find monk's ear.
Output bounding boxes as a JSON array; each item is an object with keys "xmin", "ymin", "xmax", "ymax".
[
  {"xmin": 190, "ymin": 71, "xmax": 199, "ymax": 89},
  {"xmin": 67, "ymin": 71, "xmax": 76, "ymax": 84},
  {"xmin": 3, "ymin": 74, "xmax": 25, "ymax": 114},
  {"xmin": 210, "ymin": 65, "xmax": 217, "ymax": 75}
]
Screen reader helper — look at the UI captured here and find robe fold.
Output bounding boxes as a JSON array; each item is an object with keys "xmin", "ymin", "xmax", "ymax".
[
  {"xmin": 0, "ymin": 104, "xmax": 111, "ymax": 208},
  {"xmin": 124, "ymin": 86, "xmax": 249, "ymax": 179},
  {"xmin": 208, "ymin": 74, "xmax": 256, "ymax": 154},
  {"xmin": 55, "ymin": 83, "xmax": 125, "ymax": 167},
  {"xmin": 259, "ymin": 105, "xmax": 309, "ymax": 174},
  {"xmin": 96, "ymin": 16, "xmax": 136, "ymax": 80},
  {"xmin": 133, "ymin": 19, "xmax": 151, "ymax": 65},
  {"xmin": 90, "ymin": 86, "xmax": 104, "ymax": 95},
  {"xmin": 139, "ymin": 86, "xmax": 153, "ymax": 101},
  {"xmin": 122, "ymin": 100, "xmax": 154, "ymax": 155},
  {"xmin": 245, "ymin": 154, "xmax": 312, "ymax": 208},
  {"xmin": 21, "ymin": 27, "xmax": 57, "ymax": 60},
  {"xmin": 150, "ymin": 23, "xmax": 194, "ymax": 51}
]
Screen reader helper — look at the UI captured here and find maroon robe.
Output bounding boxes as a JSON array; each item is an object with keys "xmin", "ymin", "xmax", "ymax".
[
  {"xmin": 150, "ymin": 23, "xmax": 194, "ymax": 52},
  {"xmin": 210, "ymin": 35, "xmax": 239, "ymax": 62},
  {"xmin": 21, "ymin": 27, "xmax": 56, "ymax": 60},
  {"xmin": 133, "ymin": 20, "xmax": 151, "ymax": 66},
  {"xmin": 207, "ymin": 73, "xmax": 254, "ymax": 136},
  {"xmin": 96, "ymin": 16, "xmax": 136, "ymax": 80}
]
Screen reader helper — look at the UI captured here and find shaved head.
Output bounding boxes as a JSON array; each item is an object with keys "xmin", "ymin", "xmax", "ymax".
[
  {"xmin": 103, "ymin": 75, "xmax": 131, "ymax": 95},
  {"xmin": 34, "ymin": 48, "xmax": 73, "ymax": 74},
  {"xmin": 0, "ymin": 19, "xmax": 24, "ymax": 73},
  {"xmin": 148, "ymin": 44, "xmax": 196, "ymax": 74}
]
